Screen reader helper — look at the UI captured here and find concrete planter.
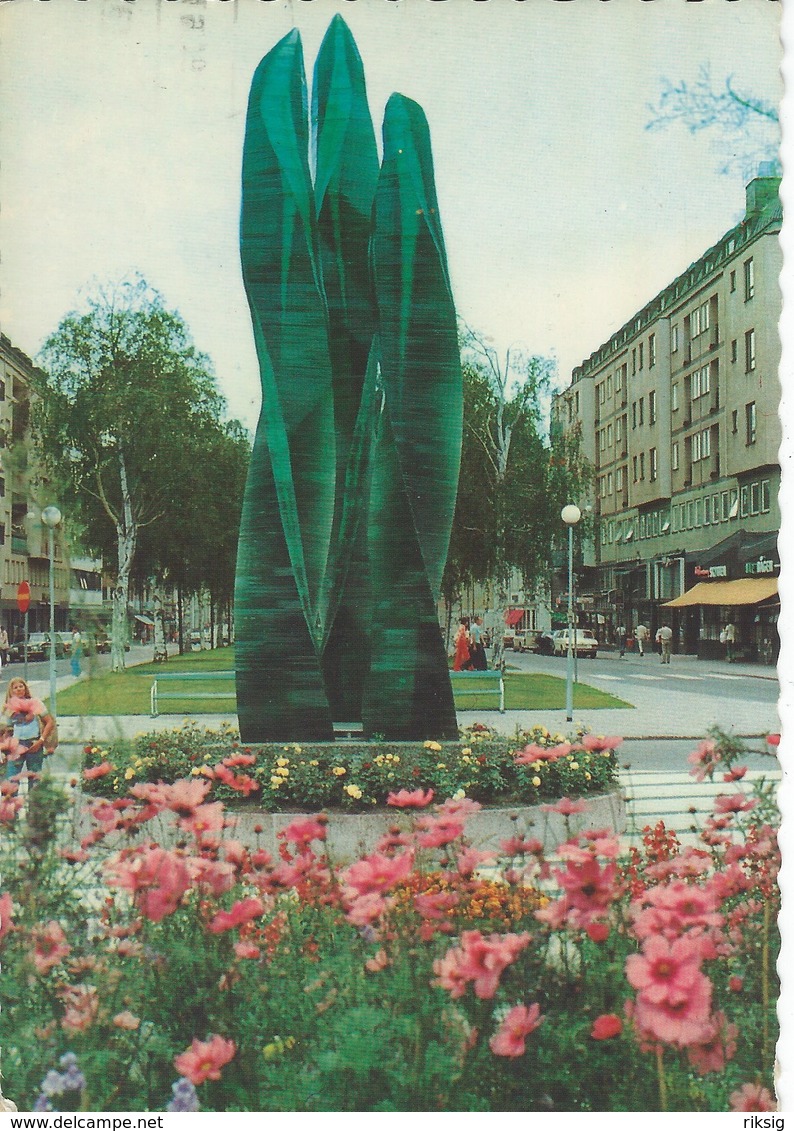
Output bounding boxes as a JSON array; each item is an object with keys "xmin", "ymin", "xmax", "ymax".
[{"xmin": 75, "ymin": 788, "xmax": 625, "ymax": 864}]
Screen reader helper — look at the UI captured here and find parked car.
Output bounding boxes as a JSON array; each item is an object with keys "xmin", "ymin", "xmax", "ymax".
[
  {"xmin": 536, "ymin": 632, "xmax": 556, "ymax": 656},
  {"xmin": 8, "ymin": 632, "xmax": 70, "ymax": 662},
  {"xmin": 551, "ymin": 629, "xmax": 599, "ymax": 659},
  {"xmin": 511, "ymin": 629, "xmax": 541, "ymax": 653}
]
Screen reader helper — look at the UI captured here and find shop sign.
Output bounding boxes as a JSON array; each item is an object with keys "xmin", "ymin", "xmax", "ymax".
[
  {"xmin": 745, "ymin": 556, "xmax": 778, "ymax": 576},
  {"xmin": 693, "ymin": 565, "xmax": 727, "ymax": 578}
]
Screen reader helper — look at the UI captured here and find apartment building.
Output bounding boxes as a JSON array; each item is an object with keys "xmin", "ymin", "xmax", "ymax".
[
  {"xmin": 553, "ymin": 171, "xmax": 781, "ymax": 662},
  {"xmin": 0, "ymin": 334, "xmax": 103, "ymax": 640}
]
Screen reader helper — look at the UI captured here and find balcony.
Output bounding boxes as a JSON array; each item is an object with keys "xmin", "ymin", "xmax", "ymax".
[{"xmin": 11, "ymin": 536, "xmax": 27, "ymax": 556}]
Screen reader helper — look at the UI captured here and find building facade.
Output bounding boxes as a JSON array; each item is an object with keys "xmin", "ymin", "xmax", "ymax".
[
  {"xmin": 553, "ymin": 172, "xmax": 781, "ymax": 662},
  {"xmin": 0, "ymin": 334, "xmax": 104, "ymax": 641}
]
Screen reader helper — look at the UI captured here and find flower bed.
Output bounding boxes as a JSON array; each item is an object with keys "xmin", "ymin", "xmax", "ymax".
[
  {"xmin": 81, "ymin": 722, "xmax": 621, "ymax": 812},
  {"xmin": 0, "ymin": 729, "xmax": 780, "ymax": 1112}
]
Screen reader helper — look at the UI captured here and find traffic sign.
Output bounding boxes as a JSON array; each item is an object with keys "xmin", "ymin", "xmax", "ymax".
[{"xmin": 16, "ymin": 581, "xmax": 30, "ymax": 614}]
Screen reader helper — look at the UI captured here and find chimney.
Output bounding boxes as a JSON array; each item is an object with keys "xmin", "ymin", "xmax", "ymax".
[{"xmin": 745, "ymin": 163, "xmax": 781, "ymax": 220}]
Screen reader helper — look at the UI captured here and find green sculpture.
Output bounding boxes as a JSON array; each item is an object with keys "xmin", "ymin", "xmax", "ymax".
[{"xmin": 235, "ymin": 17, "xmax": 462, "ymax": 741}]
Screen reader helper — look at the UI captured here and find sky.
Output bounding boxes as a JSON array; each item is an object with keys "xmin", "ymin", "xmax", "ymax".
[{"xmin": 0, "ymin": 0, "xmax": 784, "ymax": 433}]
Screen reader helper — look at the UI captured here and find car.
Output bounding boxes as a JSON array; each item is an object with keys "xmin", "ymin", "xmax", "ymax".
[
  {"xmin": 551, "ymin": 629, "xmax": 599, "ymax": 659},
  {"xmin": 8, "ymin": 632, "xmax": 70, "ymax": 662}
]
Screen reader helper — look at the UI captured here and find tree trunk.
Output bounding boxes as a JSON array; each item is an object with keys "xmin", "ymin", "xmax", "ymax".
[
  {"xmin": 152, "ymin": 588, "xmax": 167, "ymax": 662},
  {"xmin": 177, "ymin": 585, "xmax": 184, "ymax": 655},
  {"xmin": 110, "ymin": 450, "xmax": 137, "ymax": 672}
]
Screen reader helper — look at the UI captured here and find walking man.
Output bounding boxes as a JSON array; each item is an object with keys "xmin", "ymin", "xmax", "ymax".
[
  {"xmin": 70, "ymin": 626, "xmax": 83, "ymax": 677},
  {"xmin": 724, "ymin": 622, "xmax": 736, "ymax": 663},
  {"xmin": 617, "ymin": 624, "xmax": 627, "ymax": 658},
  {"xmin": 656, "ymin": 623, "xmax": 673, "ymax": 664},
  {"xmin": 635, "ymin": 622, "xmax": 649, "ymax": 657}
]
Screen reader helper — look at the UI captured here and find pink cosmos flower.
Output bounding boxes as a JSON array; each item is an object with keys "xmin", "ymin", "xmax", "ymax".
[
  {"xmin": 60, "ymin": 984, "xmax": 99, "ymax": 1033},
  {"xmin": 632, "ymin": 976, "xmax": 712, "ymax": 1046},
  {"xmin": 234, "ymin": 942, "xmax": 261, "ymax": 960},
  {"xmin": 345, "ymin": 891, "xmax": 388, "ymax": 927},
  {"xmin": 500, "ymin": 835, "xmax": 544, "ymax": 856},
  {"xmin": 213, "ymin": 764, "xmax": 259, "ymax": 795},
  {"xmin": 437, "ymin": 930, "xmax": 531, "ymax": 1000},
  {"xmin": 625, "ymin": 934, "xmax": 706, "ymax": 1007},
  {"xmin": 591, "ymin": 1014, "xmax": 622, "ymax": 1040},
  {"xmin": 112, "ymin": 1011, "xmax": 141, "ymax": 1030},
  {"xmin": 32, "ymin": 920, "xmax": 71, "ymax": 973},
  {"xmin": 83, "ymin": 762, "xmax": 114, "ymax": 780},
  {"xmin": 514, "ymin": 743, "xmax": 560, "ymax": 766},
  {"xmin": 456, "ymin": 847, "xmax": 495, "ymax": 877},
  {"xmin": 541, "ymin": 797, "xmax": 587, "ymax": 816},
  {"xmin": 387, "ymin": 788, "xmax": 434, "ymax": 808},
  {"xmin": 714, "ymin": 792, "xmax": 757, "ymax": 815},
  {"xmin": 435, "ymin": 796, "xmax": 482, "ymax": 819},
  {"xmin": 723, "ymin": 765, "xmax": 748, "ymax": 782},
  {"xmin": 364, "ymin": 949, "xmax": 390, "ymax": 973},
  {"xmin": 106, "ymin": 846, "xmax": 192, "ymax": 922},
  {"xmin": 343, "ymin": 851, "xmax": 413, "ymax": 897},
  {"xmin": 0, "ymin": 796, "xmax": 24, "ymax": 822},
  {"xmin": 555, "ymin": 857, "xmax": 618, "ymax": 915},
  {"xmin": 687, "ymin": 739, "xmax": 721, "ymax": 782},
  {"xmin": 181, "ymin": 802, "xmax": 226, "ymax": 838},
  {"xmin": 279, "ymin": 817, "xmax": 327, "ymax": 848},
  {"xmin": 686, "ymin": 1011, "xmax": 738, "ymax": 1074},
  {"xmin": 414, "ymin": 891, "xmax": 459, "ymax": 921},
  {"xmin": 489, "ymin": 1003, "xmax": 544, "ymax": 1057},
  {"xmin": 586, "ymin": 922, "xmax": 610, "ymax": 943},
  {"xmin": 207, "ymin": 898, "xmax": 265, "ymax": 934},
  {"xmin": 729, "ymin": 1083, "xmax": 777, "ymax": 1112},
  {"xmin": 188, "ymin": 858, "xmax": 236, "ymax": 897},
  {"xmin": 580, "ymin": 734, "xmax": 623, "ymax": 752},
  {"xmin": 174, "ymin": 1035, "xmax": 236, "ymax": 1086},
  {"xmin": 416, "ymin": 815, "xmax": 466, "ymax": 849},
  {"xmin": 766, "ymin": 734, "xmax": 780, "ymax": 747},
  {"xmin": 0, "ymin": 891, "xmax": 13, "ymax": 942},
  {"xmin": 223, "ymin": 752, "xmax": 257, "ymax": 767}
]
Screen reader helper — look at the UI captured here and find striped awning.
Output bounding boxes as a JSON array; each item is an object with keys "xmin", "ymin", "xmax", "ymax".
[
  {"xmin": 504, "ymin": 608, "xmax": 525, "ymax": 626},
  {"xmin": 663, "ymin": 578, "xmax": 778, "ymax": 608}
]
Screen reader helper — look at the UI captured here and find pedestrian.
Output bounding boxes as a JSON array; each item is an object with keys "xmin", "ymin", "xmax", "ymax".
[
  {"xmin": 452, "ymin": 618, "xmax": 473, "ymax": 671},
  {"xmin": 0, "ymin": 627, "xmax": 9, "ymax": 667},
  {"xmin": 1, "ymin": 677, "xmax": 56, "ymax": 783},
  {"xmin": 469, "ymin": 615, "xmax": 487, "ymax": 670},
  {"xmin": 70, "ymin": 625, "xmax": 83, "ymax": 677},
  {"xmin": 724, "ymin": 622, "xmax": 736, "ymax": 663},
  {"xmin": 617, "ymin": 624, "xmax": 627, "ymax": 658},
  {"xmin": 635, "ymin": 623, "xmax": 648, "ymax": 656},
  {"xmin": 656, "ymin": 623, "xmax": 673, "ymax": 664}
]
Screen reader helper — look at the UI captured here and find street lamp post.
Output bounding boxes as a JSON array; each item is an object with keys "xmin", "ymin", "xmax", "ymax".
[
  {"xmin": 561, "ymin": 504, "xmax": 581, "ymax": 723},
  {"xmin": 41, "ymin": 506, "xmax": 62, "ymax": 718}
]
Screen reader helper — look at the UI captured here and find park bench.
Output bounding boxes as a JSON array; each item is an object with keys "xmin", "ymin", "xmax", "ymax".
[
  {"xmin": 450, "ymin": 668, "xmax": 505, "ymax": 713},
  {"xmin": 147, "ymin": 671, "xmax": 235, "ymax": 717}
]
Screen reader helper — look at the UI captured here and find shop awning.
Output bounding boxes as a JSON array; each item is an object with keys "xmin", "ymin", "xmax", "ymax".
[
  {"xmin": 504, "ymin": 608, "xmax": 525, "ymax": 627},
  {"xmin": 134, "ymin": 614, "xmax": 155, "ymax": 625},
  {"xmin": 663, "ymin": 578, "xmax": 778, "ymax": 608}
]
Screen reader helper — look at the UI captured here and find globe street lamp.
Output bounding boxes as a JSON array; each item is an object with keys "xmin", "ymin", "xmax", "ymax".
[
  {"xmin": 561, "ymin": 504, "xmax": 581, "ymax": 723},
  {"xmin": 41, "ymin": 506, "xmax": 62, "ymax": 718}
]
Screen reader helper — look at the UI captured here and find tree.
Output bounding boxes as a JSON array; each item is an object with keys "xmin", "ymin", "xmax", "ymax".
[
  {"xmin": 33, "ymin": 277, "xmax": 234, "ymax": 671},
  {"xmin": 443, "ymin": 325, "xmax": 591, "ymax": 658},
  {"xmin": 646, "ymin": 64, "xmax": 780, "ymax": 179}
]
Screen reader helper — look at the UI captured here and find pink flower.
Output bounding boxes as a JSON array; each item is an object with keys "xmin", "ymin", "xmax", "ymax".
[
  {"xmin": 489, "ymin": 1004, "xmax": 544, "ymax": 1057},
  {"xmin": 365, "ymin": 949, "xmax": 390, "ymax": 973},
  {"xmin": 515, "ymin": 743, "xmax": 560, "ymax": 765},
  {"xmin": 580, "ymin": 734, "xmax": 623, "ymax": 752},
  {"xmin": 414, "ymin": 891, "xmax": 459, "ymax": 921},
  {"xmin": 0, "ymin": 891, "xmax": 14, "ymax": 942},
  {"xmin": 687, "ymin": 739, "xmax": 721, "ymax": 782},
  {"xmin": 728, "ymin": 976, "xmax": 743, "ymax": 993},
  {"xmin": 416, "ymin": 815, "xmax": 465, "ymax": 848},
  {"xmin": 83, "ymin": 762, "xmax": 114, "ymax": 780},
  {"xmin": 555, "ymin": 857, "xmax": 619, "ymax": 915},
  {"xmin": 730, "ymin": 1083, "xmax": 777, "ymax": 1112},
  {"xmin": 223, "ymin": 752, "xmax": 257, "ymax": 767},
  {"xmin": 387, "ymin": 788, "xmax": 434, "ymax": 808},
  {"xmin": 234, "ymin": 942, "xmax": 261, "ymax": 960},
  {"xmin": 59, "ymin": 984, "xmax": 99, "ymax": 1032},
  {"xmin": 213, "ymin": 764, "xmax": 260, "ymax": 795},
  {"xmin": 279, "ymin": 817, "xmax": 327, "ymax": 848},
  {"xmin": 435, "ymin": 796, "xmax": 482, "ymax": 819},
  {"xmin": 181, "ymin": 802, "xmax": 226, "ymax": 838},
  {"xmin": 686, "ymin": 1011, "xmax": 738, "ymax": 1074},
  {"xmin": 626, "ymin": 935, "xmax": 706, "ymax": 1008},
  {"xmin": 586, "ymin": 922, "xmax": 610, "ymax": 943},
  {"xmin": 632, "ymin": 977, "xmax": 712, "ymax": 1046},
  {"xmin": 345, "ymin": 892, "xmax": 388, "ymax": 927},
  {"xmin": 541, "ymin": 797, "xmax": 587, "ymax": 816},
  {"xmin": 207, "ymin": 898, "xmax": 265, "ymax": 934},
  {"xmin": 112, "ymin": 1011, "xmax": 141, "ymax": 1030},
  {"xmin": 714, "ymin": 792, "xmax": 757, "ymax": 815},
  {"xmin": 106, "ymin": 846, "xmax": 192, "ymax": 922},
  {"xmin": 32, "ymin": 920, "xmax": 71, "ymax": 973},
  {"xmin": 766, "ymin": 734, "xmax": 780, "ymax": 747},
  {"xmin": 500, "ymin": 835, "xmax": 544, "ymax": 856},
  {"xmin": 456, "ymin": 847, "xmax": 495, "ymax": 876},
  {"xmin": 723, "ymin": 765, "xmax": 748, "ymax": 782},
  {"xmin": 591, "ymin": 1014, "xmax": 622, "ymax": 1040},
  {"xmin": 188, "ymin": 858, "xmax": 236, "ymax": 897},
  {"xmin": 436, "ymin": 930, "xmax": 531, "ymax": 1000},
  {"xmin": 174, "ymin": 1035, "xmax": 236, "ymax": 1086},
  {"xmin": 343, "ymin": 851, "xmax": 413, "ymax": 897}
]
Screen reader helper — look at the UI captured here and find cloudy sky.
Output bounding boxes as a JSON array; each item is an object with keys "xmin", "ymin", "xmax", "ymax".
[{"xmin": 0, "ymin": 0, "xmax": 784, "ymax": 430}]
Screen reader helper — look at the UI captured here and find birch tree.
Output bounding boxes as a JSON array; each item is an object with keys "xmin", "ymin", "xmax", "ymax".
[{"xmin": 34, "ymin": 277, "xmax": 225, "ymax": 671}]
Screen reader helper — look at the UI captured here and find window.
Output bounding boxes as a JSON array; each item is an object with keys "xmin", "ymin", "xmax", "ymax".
[
  {"xmin": 672, "ymin": 505, "xmax": 679, "ymax": 533},
  {"xmin": 701, "ymin": 428, "xmax": 711, "ymax": 459},
  {"xmin": 0, "ymin": 477, "xmax": 5, "ymax": 498},
  {"xmin": 0, "ymin": 524, "xmax": 5, "ymax": 546},
  {"xmin": 750, "ymin": 481, "xmax": 760, "ymax": 515},
  {"xmin": 700, "ymin": 301, "xmax": 710, "ymax": 332},
  {"xmin": 650, "ymin": 447, "xmax": 658, "ymax": 481},
  {"xmin": 694, "ymin": 498, "xmax": 702, "ymax": 527},
  {"xmin": 614, "ymin": 368, "xmax": 621, "ymax": 393},
  {"xmin": 616, "ymin": 417, "xmax": 622, "ymax": 444},
  {"xmin": 712, "ymin": 493, "xmax": 720, "ymax": 521},
  {"xmin": 638, "ymin": 398, "xmax": 644, "ymax": 425},
  {"xmin": 607, "ymin": 423, "xmax": 613, "ymax": 446},
  {"xmin": 600, "ymin": 476, "xmax": 607, "ymax": 498},
  {"xmin": 601, "ymin": 524, "xmax": 608, "ymax": 546},
  {"xmin": 732, "ymin": 409, "xmax": 738, "ymax": 434},
  {"xmin": 598, "ymin": 382, "xmax": 606, "ymax": 405},
  {"xmin": 692, "ymin": 306, "xmax": 701, "ymax": 337},
  {"xmin": 745, "ymin": 329, "xmax": 756, "ymax": 372},
  {"xmin": 649, "ymin": 390, "xmax": 657, "ymax": 424},
  {"xmin": 730, "ymin": 269, "xmax": 736, "ymax": 292},
  {"xmin": 721, "ymin": 491, "xmax": 730, "ymax": 521},
  {"xmin": 639, "ymin": 342, "xmax": 644, "ymax": 369},
  {"xmin": 672, "ymin": 383, "xmax": 679, "ymax": 412},
  {"xmin": 693, "ymin": 432, "xmax": 702, "ymax": 462},
  {"xmin": 651, "ymin": 511, "xmax": 659, "ymax": 536},
  {"xmin": 639, "ymin": 514, "xmax": 646, "ymax": 540},
  {"xmin": 607, "ymin": 471, "xmax": 613, "ymax": 495},
  {"xmin": 0, "ymin": 380, "xmax": 5, "ymax": 401},
  {"xmin": 744, "ymin": 257, "xmax": 755, "ymax": 301},
  {"xmin": 686, "ymin": 501, "xmax": 693, "ymax": 528},
  {"xmin": 761, "ymin": 479, "xmax": 771, "ymax": 513},
  {"xmin": 575, "ymin": 391, "xmax": 580, "ymax": 414},
  {"xmin": 729, "ymin": 488, "xmax": 739, "ymax": 518},
  {"xmin": 701, "ymin": 365, "xmax": 710, "ymax": 395},
  {"xmin": 568, "ymin": 399, "xmax": 573, "ymax": 423},
  {"xmin": 692, "ymin": 368, "xmax": 700, "ymax": 399},
  {"xmin": 632, "ymin": 348, "xmax": 637, "ymax": 375},
  {"xmin": 607, "ymin": 375, "xmax": 613, "ymax": 398},
  {"xmin": 746, "ymin": 402, "xmax": 757, "ymax": 445},
  {"xmin": 649, "ymin": 333, "xmax": 656, "ymax": 367},
  {"xmin": 616, "ymin": 466, "xmax": 624, "ymax": 491},
  {"xmin": 633, "ymin": 456, "xmax": 638, "ymax": 482},
  {"xmin": 639, "ymin": 452, "xmax": 645, "ymax": 480},
  {"xmin": 731, "ymin": 339, "xmax": 738, "ymax": 363},
  {"xmin": 632, "ymin": 402, "xmax": 637, "ymax": 429},
  {"xmin": 672, "ymin": 324, "xmax": 679, "ymax": 353},
  {"xmin": 740, "ymin": 484, "xmax": 749, "ymax": 517},
  {"xmin": 704, "ymin": 496, "xmax": 712, "ymax": 524},
  {"xmin": 672, "ymin": 441, "xmax": 679, "ymax": 470}
]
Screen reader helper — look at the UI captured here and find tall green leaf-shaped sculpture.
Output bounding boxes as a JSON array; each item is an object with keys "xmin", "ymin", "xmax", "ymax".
[{"xmin": 235, "ymin": 17, "xmax": 462, "ymax": 741}]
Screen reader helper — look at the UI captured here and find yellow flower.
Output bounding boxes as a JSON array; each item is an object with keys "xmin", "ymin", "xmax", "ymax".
[
  {"xmin": 276, "ymin": 757, "xmax": 289, "ymax": 767},
  {"xmin": 392, "ymin": 756, "xmax": 400, "ymax": 765},
  {"xmin": 332, "ymin": 766, "xmax": 347, "ymax": 777},
  {"xmin": 437, "ymin": 763, "xmax": 447, "ymax": 770},
  {"xmin": 585, "ymin": 772, "xmax": 592, "ymax": 780},
  {"xmin": 461, "ymin": 747, "xmax": 472, "ymax": 757},
  {"xmin": 270, "ymin": 777, "xmax": 283, "ymax": 788},
  {"xmin": 293, "ymin": 745, "xmax": 302, "ymax": 754},
  {"xmin": 452, "ymin": 789, "xmax": 466, "ymax": 801},
  {"xmin": 425, "ymin": 741, "xmax": 442, "ymax": 752},
  {"xmin": 190, "ymin": 767, "xmax": 201, "ymax": 776},
  {"xmin": 553, "ymin": 733, "xmax": 565, "ymax": 743},
  {"xmin": 532, "ymin": 761, "xmax": 542, "ymax": 771},
  {"xmin": 344, "ymin": 784, "xmax": 363, "ymax": 800},
  {"xmin": 276, "ymin": 766, "xmax": 289, "ymax": 778},
  {"xmin": 124, "ymin": 768, "xmax": 135, "ymax": 780},
  {"xmin": 462, "ymin": 756, "xmax": 471, "ymax": 764},
  {"xmin": 532, "ymin": 776, "xmax": 541, "ymax": 787},
  {"xmin": 310, "ymin": 759, "xmax": 320, "ymax": 767},
  {"xmin": 570, "ymin": 762, "xmax": 579, "ymax": 770}
]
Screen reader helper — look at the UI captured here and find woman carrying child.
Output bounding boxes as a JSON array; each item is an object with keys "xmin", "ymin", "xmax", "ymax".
[{"xmin": 2, "ymin": 677, "xmax": 56, "ymax": 780}]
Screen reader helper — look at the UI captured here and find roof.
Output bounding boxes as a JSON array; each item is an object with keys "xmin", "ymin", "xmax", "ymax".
[{"xmin": 663, "ymin": 578, "xmax": 778, "ymax": 608}]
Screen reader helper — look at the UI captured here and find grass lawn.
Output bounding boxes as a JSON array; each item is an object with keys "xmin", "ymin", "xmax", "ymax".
[{"xmin": 54, "ymin": 652, "xmax": 631, "ymax": 716}]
